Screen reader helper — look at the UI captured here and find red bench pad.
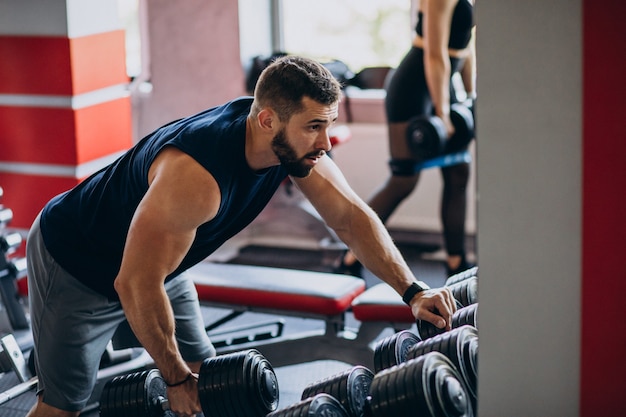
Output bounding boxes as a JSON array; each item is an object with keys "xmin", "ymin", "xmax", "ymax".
[
  {"xmin": 189, "ymin": 262, "xmax": 366, "ymax": 316},
  {"xmin": 351, "ymin": 283, "xmax": 414, "ymax": 323}
]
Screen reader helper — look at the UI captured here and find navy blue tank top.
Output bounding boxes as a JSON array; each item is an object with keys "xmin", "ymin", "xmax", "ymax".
[
  {"xmin": 415, "ymin": 0, "xmax": 474, "ymax": 50},
  {"xmin": 40, "ymin": 97, "xmax": 287, "ymax": 299}
]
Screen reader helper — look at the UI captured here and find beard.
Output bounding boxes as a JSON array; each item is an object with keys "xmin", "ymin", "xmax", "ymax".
[{"xmin": 271, "ymin": 129, "xmax": 324, "ymax": 178}]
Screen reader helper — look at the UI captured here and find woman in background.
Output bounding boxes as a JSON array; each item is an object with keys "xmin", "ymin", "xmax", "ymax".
[{"xmin": 338, "ymin": 0, "xmax": 476, "ymax": 277}]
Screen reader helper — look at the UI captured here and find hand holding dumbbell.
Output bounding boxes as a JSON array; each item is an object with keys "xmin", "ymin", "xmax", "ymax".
[
  {"xmin": 406, "ymin": 103, "xmax": 475, "ymax": 161},
  {"xmin": 100, "ymin": 349, "xmax": 279, "ymax": 417}
]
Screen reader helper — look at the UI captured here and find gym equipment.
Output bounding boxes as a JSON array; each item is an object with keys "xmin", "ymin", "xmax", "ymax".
[
  {"xmin": 418, "ymin": 303, "xmax": 478, "ymax": 340},
  {"xmin": 366, "ymin": 351, "xmax": 473, "ymax": 417},
  {"xmin": 0, "ymin": 255, "xmax": 29, "ymax": 331},
  {"xmin": 407, "ymin": 103, "xmax": 475, "ymax": 162},
  {"xmin": 0, "ymin": 333, "xmax": 33, "ymax": 385},
  {"xmin": 407, "ymin": 325, "xmax": 479, "ymax": 412},
  {"xmin": 351, "ymin": 268, "xmax": 479, "ymax": 326},
  {"xmin": 372, "ymin": 330, "xmax": 421, "ymax": 373},
  {"xmin": 372, "ymin": 326, "xmax": 478, "ymax": 403},
  {"xmin": 267, "ymin": 393, "xmax": 349, "ymax": 417},
  {"xmin": 301, "ymin": 365, "xmax": 374, "ymax": 417},
  {"xmin": 187, "ymin": 262, "xmax": 381, "ymax": 368},
  {"xmin": 99, "ymin": 349, "xmax": 279, "ymax": 417},
  {"xmin": 0, "ymin": 207, "xmax": 12, "ymax": 228},
  {"xmin": 448, "ymin": 276, "xmax": 478, "ymax": 308},
  {"xmin": 0, "ymin": 193, "xmax": 29, "ymax": 335},
  {"xmin": 0, "ymin": 232, "xmax": 22, "ymax": 254},
  {"xmin": 1, "ymin": 333, "xmax": 153, "ymax": 410},
  {"xmin": 445, "ymin": 266, "xmax": 478, "ymax": 286}
]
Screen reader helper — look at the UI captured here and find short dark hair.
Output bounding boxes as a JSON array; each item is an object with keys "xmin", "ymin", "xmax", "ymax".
[{"xmin": 250, "ymin": 56, "xmax": 342, "ymax": 122}]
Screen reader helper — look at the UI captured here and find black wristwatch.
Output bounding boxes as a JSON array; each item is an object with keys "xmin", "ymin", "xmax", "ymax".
[{"xmin": 402, "ymin": 281, "xmax": 428, "ymax": 306}]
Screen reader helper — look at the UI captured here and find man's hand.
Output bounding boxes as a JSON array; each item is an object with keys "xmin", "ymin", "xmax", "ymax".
[
  {"xmin": 166, "ymin": 374, "xmax": 201, "ymax": 417},
  {"xmin": 409, "ymin": 288, "xmax": 457, "ymax": 330}
]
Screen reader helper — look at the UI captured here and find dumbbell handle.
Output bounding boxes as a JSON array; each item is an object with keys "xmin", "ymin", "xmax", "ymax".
[{"xmin": 155, "ymin": 395, "xmax": 169, "ymax": 411}]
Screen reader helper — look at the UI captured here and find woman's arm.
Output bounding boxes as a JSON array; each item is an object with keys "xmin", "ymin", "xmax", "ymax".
[{"xmin": 422, "ymin": 0, "xmax": 458, "ymax": 136}]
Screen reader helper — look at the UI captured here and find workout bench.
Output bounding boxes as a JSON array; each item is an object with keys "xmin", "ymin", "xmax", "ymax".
[{"xmin": 188, "ymin": 261, "xmax": 412, "ymax": 371}]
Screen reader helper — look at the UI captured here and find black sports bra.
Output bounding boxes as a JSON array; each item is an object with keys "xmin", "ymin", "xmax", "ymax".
[{"xmin": 415, "ymin": 0, "xmax": 474, "ymax": 50}]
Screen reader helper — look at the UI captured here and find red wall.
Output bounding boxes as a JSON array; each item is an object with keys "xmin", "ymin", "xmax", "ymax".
[{"xmin": 581, "ymin": 0, "xmax": 626, "ymax": 415}]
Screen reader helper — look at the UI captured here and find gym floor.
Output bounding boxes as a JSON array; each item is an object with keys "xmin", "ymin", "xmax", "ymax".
[{"xmin": 0, "ymin": 229, "xmax": 474, "ymax": 416}]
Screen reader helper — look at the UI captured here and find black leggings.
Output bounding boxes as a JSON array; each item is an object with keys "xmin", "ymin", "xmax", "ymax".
[
  {"xmin": 378, "ymin": 47, "xmax": 469, "ymax": 256},
  {"xmin": 386, "ymin": 47, "xmax": 463, "ymax": 121}
]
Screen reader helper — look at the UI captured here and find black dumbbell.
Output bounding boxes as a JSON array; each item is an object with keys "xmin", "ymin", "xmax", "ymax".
[
  {"xmin": 406, "ymin": 103, "xmax": 475, "ymax": 161},
  {"xmin": 418, "ymin": 303, "xmax": 478, "ymax": 341},
  {"xmin": 301, "ymin": 365, "xmax": 374, "ymax": 417},
  {"xmin": 448, "ymin": 276, "xmax": 478, "ymax": 308},
  {"xmin": 100, "ymin": 349, "xmax": 279, "ymax": 417},
  {"xmin": 372, "ymin": 330, "xmax": 421, "ymax": 373},
  {"xmin": 0, "ymin": 231, "xmax": 23, "ymax": 254},
  {"xmin": 0, "ymin": 207, "xmax": 13, "ymax": 228},
  {"xmin": 268, "ymin": 393, "xmax": 349, "ymax": 417},
  {"xmin": 445, "ymin": 266, "xmax": 478, "ymax": 286},
  {"xmin": 366, "ymin": 351, "xmax": 474, "ymax": 417},
  {"xmin": 372, "ymin": 325, "xmax": 478, "ymax": 412},
  {"xmin": 406, "ymin": 325, "xmax": 479, "ymax": 413}
]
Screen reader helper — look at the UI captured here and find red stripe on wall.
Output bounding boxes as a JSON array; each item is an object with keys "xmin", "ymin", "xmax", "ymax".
[
  {"xmin": 0, "ymin": 97, "xmax": 132, "ymax": 165},
  {"xmin": 0, "ymin": 31, "xmax": 128, "ymax": 96},
  {"xmin": 0, "ymin": 106, "xmax": 78, "ymax": 164},
  {"xmin": 581, "ymin": 1, "xmax": 626, "ymax": 416},
  {"xmin": 0, "ymin": 173, "xmax": 80, "ymax": 229},
  {"xmin": 70, "ymin": 30, "xmax": 129, "ymax": 95},
  {"xmin": 75, "ymin": 97, "xmax": 133, "ymax": 163},
  {"xmin": 0, "ymin": 36, "xmax": 72, "ymax": 95}
]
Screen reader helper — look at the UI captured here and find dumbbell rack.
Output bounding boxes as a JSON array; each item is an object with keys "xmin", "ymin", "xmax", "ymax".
[
  {"xmin": 0, "ymin": 186, "xmax": 31, "ymax": 350},
  {"xmin": 0, "ymin": 185, "xmax": 37, "ymax": 416}
]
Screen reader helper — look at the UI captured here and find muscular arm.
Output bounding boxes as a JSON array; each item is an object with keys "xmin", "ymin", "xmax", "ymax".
[
  {"xmin": 113, "ymin": 147, "xmax": 220, "ymax": 406},
  {"xmin": 293, "ymin": 156, "xmax": 455, "ymax": 328}
]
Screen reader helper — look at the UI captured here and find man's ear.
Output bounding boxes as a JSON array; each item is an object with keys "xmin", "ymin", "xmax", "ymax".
[{"xmin": 257, "ymin": 108, "xmax": 277, "ymax": 132}]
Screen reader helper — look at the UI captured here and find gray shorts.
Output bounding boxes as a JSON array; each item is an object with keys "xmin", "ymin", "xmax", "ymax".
[{"xmin": 26, "ymin": 215, "xmax": 216, "ymax": 412}]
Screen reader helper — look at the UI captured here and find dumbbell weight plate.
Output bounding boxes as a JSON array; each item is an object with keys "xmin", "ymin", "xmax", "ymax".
[
  {"xmin": 99, "ymin": 376, "xmax": 115, "ymax": 417},
  {"xmin": 198, "ymin": 349, "xmax": 279, "ymax": 417},
  {"xmin": 114, "ymin": 373, "xmax": 131, "ymax": 417},
  {"xmin": 100, "ymin": 369, "xmax": 173, "ymax": 417},
  {"xmin": 407, "ymin": 325, "xmax": 478, "ymax": 398},
  {"xmin": 246, "ymin": 350, "xmax": 280, "ymax": 416},
  {"xmin": 418, "ymin": 303, "xmax": 479, "ymax": 340},
  {"xmin": 203, "ymin": 354, "xmax": 236, "ymax": 417},
  {"xmin": 448, "ymin": 277, "xmax": 478, "ymax": 308},
  {"xmin": 417, "ymin": 317, "xmax": 445, "ymax": 340},
  {"xmin": 220, "ymin": 353, "xmax": 243, "ymax": 416},
  {"xmin": 368, "ymin": 351, "xmax": 472, "ymax": 417},
  {"xmin": 127, "ymin": 371, "xmax": 145, "ymax": 417},
  {"xmin": 121, "ymin": 372, "xmax": 140, "ymax": 417},
  {"xmin": 373, "ymin": 330, "xmax": 421, "ymax": 373},
  {"xmin": 453, "ymin": 303, "xmax": 478, "ymax": 329},
  {"xmin": 268, "ymin": 393, "xmax": 349, "ymax": 417},
  {"xmin": 445, "ymin": 266, "xmax": 478, "ymax": 286},
  {"xmin": 200, "ymin": 355, "xmax": 229, "ymax": 417},
  {"xmin": 445, "ymin": 103, "xmax": 475, "ymax": 153},
  {"xmin": 301, "ymin": 365, "xmax": 373, "ymax": 417},
  {"xmin": 406, "ymin": 115, "xmax": 447, "ymax": 161}
]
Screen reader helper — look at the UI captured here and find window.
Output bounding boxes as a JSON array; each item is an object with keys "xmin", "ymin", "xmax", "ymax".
[
  {"xmin": 281, "ymin": 0, "xmax": 413, "ymax": 72},
  {"xmin": 117, "ymin": 0, "xmax": 142, "ymax": 79},
  {"xmin": 239, "ymin": 0, "xmax": 415, "ymax": 74}
]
